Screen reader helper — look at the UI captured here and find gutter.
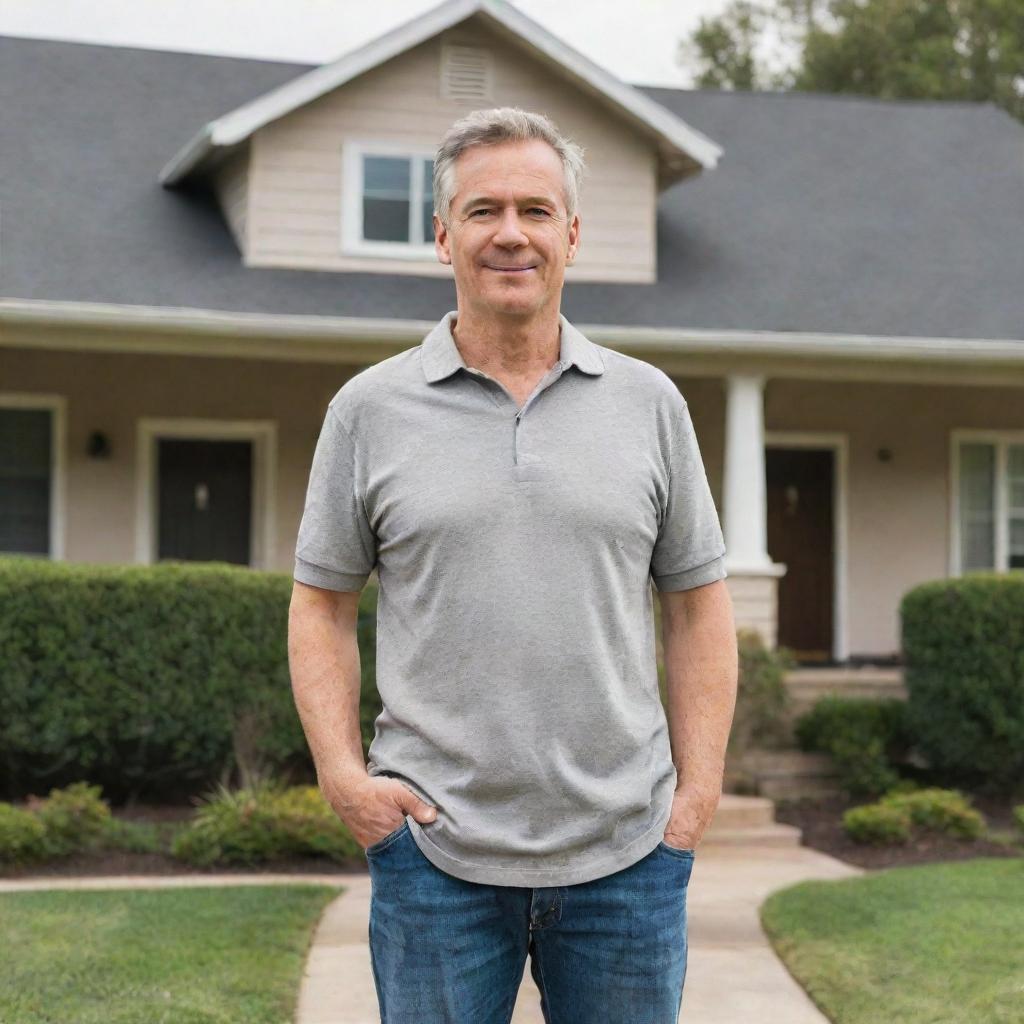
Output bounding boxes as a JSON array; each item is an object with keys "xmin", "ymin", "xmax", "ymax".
[{"xmin": 2, "ymin": 297, "xmax": 1024, "ymax": 365}]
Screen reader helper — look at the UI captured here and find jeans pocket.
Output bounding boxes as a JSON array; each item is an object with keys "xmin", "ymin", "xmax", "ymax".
[
  {"xmin": 658, "ymin": 840, "xmax": 696, "ymax": 860},
  {"xmin": 365, "ymin": 818, "xmax": 409, "ymax": 856}
]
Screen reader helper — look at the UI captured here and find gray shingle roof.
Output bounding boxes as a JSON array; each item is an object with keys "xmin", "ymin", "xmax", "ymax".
[{"xmin": 2, "ymin": 34, "xmax": 1022, "ymax": 341}]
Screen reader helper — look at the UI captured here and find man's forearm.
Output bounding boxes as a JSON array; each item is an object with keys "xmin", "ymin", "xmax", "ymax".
[
  {"xmin": 287, "ymin": 603, "xmax": 368, "ymax": 793},
  {"xmin": 661, "ymin": 582, "xmax": 738, "ymax": 799}
]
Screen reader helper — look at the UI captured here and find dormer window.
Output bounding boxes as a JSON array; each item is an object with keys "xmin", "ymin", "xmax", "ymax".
[{"xmin": 341, "ymin": 143, "xmax": 436, "ymax": 258}]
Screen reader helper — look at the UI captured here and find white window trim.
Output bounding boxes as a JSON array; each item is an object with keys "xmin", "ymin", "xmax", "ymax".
[
  {"xmin": 134, "ymin": 418, "xmax": 277, "ymax": 570},
  {"xmin": 0, "ymin": 392, "xmax": 66, "ymax": 560},
  {"xmin": 949, "ymin": 428, "xmax": 1024, "ymax": 576},
  {"xmin": 341, "ymin": 141, "xmax": 438, "ymax": 259}
]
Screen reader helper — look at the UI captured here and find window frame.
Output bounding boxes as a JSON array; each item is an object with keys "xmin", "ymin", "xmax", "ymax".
[
  {"xmin": 340, "ymin": 141, "xmax": 438, "ymax": 259},
  {"xmin": 950, "ymin": 428, "xmax": 1024, "ymax": 575},
  {"xmin": 0, "ymin": 393, "xmax": 66, "ymax": 560}
]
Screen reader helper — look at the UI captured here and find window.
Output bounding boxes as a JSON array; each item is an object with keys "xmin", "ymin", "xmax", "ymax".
[
  {"xmin": 342, "ymin": 144, "xmax": 436, "ymax": 257},
  {"xmin": 954, "ymin": 435, "xmax": 1024, "ymax": 573},
  {"xmin": 0, "ymin": 405, "xmax": 53, "ymax": 555}
]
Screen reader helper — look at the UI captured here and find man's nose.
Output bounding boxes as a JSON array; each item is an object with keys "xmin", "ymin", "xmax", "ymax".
[{"xmin": 491, "ymin": 208, "xmax": 529, "ymax": 247}]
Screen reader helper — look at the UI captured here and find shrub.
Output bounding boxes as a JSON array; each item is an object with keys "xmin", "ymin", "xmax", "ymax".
[
  {"xmin": 1013, "ymin": 805, "xmax": 1024, "ymax": 838},
  {"xmin": 795, "ymin": 696, "xmax": 913, "ymax": 798},
  {"xmin": 0, "ymin": 802, "xmax": 47, "ymax": 864},
  {"xmin": 170, "ymin": 780, "xmax": 361, "ymax": 867},
  {"xmin": 900, "ymin": 572, "xmax": 1024, "ymax": 794},
  {"xmin": 879, "ymin": 787, "xmax": 986, "ymax": 839},
  {"xmin": 843, "ymin": 786, "xmax": 988, "ymax": 845},
  {"xmin": 29, "ymin": 781, "xmax": 111, "ymax": 857},
  {"xmin": 726, "ymin": 629, "xmax": 797, "ymax": 756},
  {"xmin": 0, "ymin": 557, "xmax": 380, "ymax": 802},
  {"xmin": 843, "ymin": 803, "xmax": 911, "ymax": 844}
]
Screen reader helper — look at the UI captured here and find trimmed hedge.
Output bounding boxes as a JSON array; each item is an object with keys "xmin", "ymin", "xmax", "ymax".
[
  {"xmin": 900, "ymin": 572, "xmax": 1024, "ymax": 796},
  {"xmin": 0, "ymin": 556, "xmax": 381, "ymax": 802},
  {"xmin": 794, "ymin": 695, "xmax": 913, "ymax": 798}
]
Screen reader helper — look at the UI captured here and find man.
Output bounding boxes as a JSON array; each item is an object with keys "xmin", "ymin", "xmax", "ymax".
[{"xmin": 288, "ymin": 107, "xmax": 738, "ymax": 1023}]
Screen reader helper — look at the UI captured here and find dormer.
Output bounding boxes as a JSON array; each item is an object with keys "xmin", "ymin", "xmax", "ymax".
[{"xmin": 162, "ymin": 0, "xmax": 722, "ymax": 284}]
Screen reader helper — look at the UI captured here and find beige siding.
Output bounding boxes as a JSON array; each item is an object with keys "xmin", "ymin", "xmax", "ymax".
[
  {"xmin": 247, "ymin": 16, "xmax": 658, "ymax": 282},
  {"xmin": 213, "ymin": 147, "xmax": 251, "ymax": 253}
]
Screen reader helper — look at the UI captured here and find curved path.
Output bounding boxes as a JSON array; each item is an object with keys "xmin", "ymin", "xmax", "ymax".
[{"xmin": 1, "ymin": 841, "xmax": 860, "ymax": 1023}]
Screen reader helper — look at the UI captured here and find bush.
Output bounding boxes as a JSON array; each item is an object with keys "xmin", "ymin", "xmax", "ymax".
[
  {"xmin": 1013, "ymin": 805, "xmax": 1024, "ymax": 838},
  {"xmin": 30, "ymin": 781, "xmax": 111, "ymax": 857},
  {"xmin": 843, "ymin": 786, "xmax": 988, "ymax": 845},
  {"xmin": 843, "ymin": 803, "xmax": 911, "ymax": 844},
  {"xmin": 98, "ymin": 817, "xmax": 163, "ymax": 854},
  {"xmin": 900, "ymin": 572, "xmax": 1024, "ymax": 795},
  {"xmin": 795, "ymin": 696, "xmax": 913, "ymax": 798},
  {"xmin": 0, "ymin": 557, "xmax": 380, "ymax": 802},
  {"xmin": 726, "ymin": 630, "xmax": 797, "ymax": 756},
  {"xmin": 0, "ymin": 802, "xmax": 48, "ymax": 864},
  {"xmin": 879, "ymin": 787, "xmax": 986, "ymax": 839},
  {"xmin": 170, "ymin": 780, "xmax": 361, "ymax": 867}
]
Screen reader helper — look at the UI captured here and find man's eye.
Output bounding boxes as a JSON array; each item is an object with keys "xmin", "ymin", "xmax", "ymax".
[
  {"xmin": 528, "ymin": 208, "xmax": 550, "ymax": 216},
  {"xmin": 470, "ymin": 209, "xmax": 492, "ymax": 217}
]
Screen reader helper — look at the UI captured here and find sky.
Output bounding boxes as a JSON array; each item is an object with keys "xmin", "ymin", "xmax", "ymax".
[{"xmin": 0, "ymin": 0, "xmax": 797, "ymax": 88}]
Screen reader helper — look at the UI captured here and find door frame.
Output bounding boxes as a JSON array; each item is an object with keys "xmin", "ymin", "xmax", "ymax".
[
  {"xmin": 763, "ymin": 431, "xmax": 849, "ymax": 662},
  {"xmin": 135, "ymin": 418, "xmax": 277, "ymax": 569}
]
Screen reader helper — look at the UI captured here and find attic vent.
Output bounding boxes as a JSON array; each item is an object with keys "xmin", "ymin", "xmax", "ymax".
[{"xmin": 441, "ymin": 45, "xmax": 492, "ymax": 101}]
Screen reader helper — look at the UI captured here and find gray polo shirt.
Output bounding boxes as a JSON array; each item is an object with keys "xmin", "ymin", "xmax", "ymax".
[{"xmin": 293, "ymin": 310, "xmax": 727, "ymax": 887}]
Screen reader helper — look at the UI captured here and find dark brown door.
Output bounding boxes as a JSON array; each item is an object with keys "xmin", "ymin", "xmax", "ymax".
[
  {"xmin": 766, "ymin": 447, "xmax": 834, "ymax": 663},
  {"xmin": 157, "ymin": 438, "xmax": 252, "ymax": 565}
]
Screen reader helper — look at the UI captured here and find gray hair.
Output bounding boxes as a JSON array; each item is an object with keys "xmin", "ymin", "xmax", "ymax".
[{"xmin": 432, "ymin": 107, "xmax": 586, "ymax": 228}]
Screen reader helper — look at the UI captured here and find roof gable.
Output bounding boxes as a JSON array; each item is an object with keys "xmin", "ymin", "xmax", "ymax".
[{"xmin": 158, "ymin": 0, "xmax": 721, "ymax": 189}]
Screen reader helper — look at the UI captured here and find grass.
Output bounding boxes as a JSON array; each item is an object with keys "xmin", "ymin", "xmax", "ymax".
[
  {"xmin": 761, "ymin": 857, "xmax": 1024, "ymax": 1023},
  {"xmin": 0, "ymin": 884, "xmax": 341, "ymax": 1023}
]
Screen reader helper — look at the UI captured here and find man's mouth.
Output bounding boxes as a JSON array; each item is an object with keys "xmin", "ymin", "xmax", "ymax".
[{"xmin": 485, "ymin": 264, "xmax": 537, "ymax": 273}]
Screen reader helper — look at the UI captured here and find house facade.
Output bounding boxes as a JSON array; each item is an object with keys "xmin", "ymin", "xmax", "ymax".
[{"xmin": 2, "ymin": 0, "xmax": 1024, "ymax": 666}]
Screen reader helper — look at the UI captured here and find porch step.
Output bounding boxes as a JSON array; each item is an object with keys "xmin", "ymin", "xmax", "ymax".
[
  {"xmin": 701, "ymin": 823, "xmax": 804, "ymax": 848},
  {"xmin": 726, "ymin": 749, "xmax": 845, "ymax": 800},
  {"xmin": 698, "ymin": 794, "xmax": 803, "ymax": 848}
]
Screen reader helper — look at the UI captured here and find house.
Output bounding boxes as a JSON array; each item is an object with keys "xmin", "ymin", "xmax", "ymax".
[{"xmin": 2, "ymin": 0, "xmax": 1023, "ymax": 670}]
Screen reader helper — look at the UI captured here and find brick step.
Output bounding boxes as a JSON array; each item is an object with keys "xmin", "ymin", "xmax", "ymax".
[
  {"xmin": 707, "ymin": 794, "xmax": 778, "ymax": 829},
  {"xmin": 700, "ymin": 822, "xmax": 803, "ymax": 848},
  {"xmin": 726, "ymin": 749, "xmax": 845, "ymax": 800}
]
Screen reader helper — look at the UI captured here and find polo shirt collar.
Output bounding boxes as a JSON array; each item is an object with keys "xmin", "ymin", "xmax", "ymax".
[{"xmin": 422, "ymin": 310, "xmax": 605, "ymax": 384}]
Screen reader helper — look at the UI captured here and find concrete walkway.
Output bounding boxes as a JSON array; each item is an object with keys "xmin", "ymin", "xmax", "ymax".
[{"xmin": 0, "ymin": 844, "xmax": 860, "ymax": 1023}]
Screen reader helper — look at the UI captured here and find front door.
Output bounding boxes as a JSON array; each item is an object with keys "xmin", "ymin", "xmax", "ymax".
[
  {"xmin": 766, "ymin": 447, "xmax": 834, "ymax": 663},
  {"xmin": 157, "ymin": 438, "xmax": 252, "ymax": 565}
]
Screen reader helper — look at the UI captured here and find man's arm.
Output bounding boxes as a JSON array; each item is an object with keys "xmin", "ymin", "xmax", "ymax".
[
  {"xmin": 287, "ymin": 581, "xmax": 368, "ymax": 796},
  {"xmin": 658, "ymin": 577, "xmax": 738, "ymax": 848}
]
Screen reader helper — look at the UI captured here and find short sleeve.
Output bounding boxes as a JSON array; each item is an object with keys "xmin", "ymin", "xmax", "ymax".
[
  {"xmin": 293, "ymin": 403, "xmax": 377, "ymax": 592},
  {"xmin": 650, "ymin": 400, "xmax": 728, "ymax": 592}
]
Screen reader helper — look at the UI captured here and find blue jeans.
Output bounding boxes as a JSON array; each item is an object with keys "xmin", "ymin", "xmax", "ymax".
[{"xmin": 366, "ymin": 820, "xmax": 695, "ymax": 1023}]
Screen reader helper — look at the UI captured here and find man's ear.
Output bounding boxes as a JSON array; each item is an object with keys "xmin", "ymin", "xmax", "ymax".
[
  {"xmin": 434, "ymin": 213, "xmax": 451, "ymax": 266},
  {"xmin": 565, "ymin": 212, "xmax": 581, "ymax": 266}
]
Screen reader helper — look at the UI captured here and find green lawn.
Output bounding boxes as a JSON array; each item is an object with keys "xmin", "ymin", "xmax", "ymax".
[
  {"xmin": 761, "ymin": 857, "xmax": 1024, "ymax": 1024},
  {"xmin": 0, "ymin": 884, "xmax": 341, "ymax": 1024}
]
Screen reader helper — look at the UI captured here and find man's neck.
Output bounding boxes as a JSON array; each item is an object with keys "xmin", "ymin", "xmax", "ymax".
[{"xmin": 451, "ymin": 306, "xmax": 562, "ymax": 377}]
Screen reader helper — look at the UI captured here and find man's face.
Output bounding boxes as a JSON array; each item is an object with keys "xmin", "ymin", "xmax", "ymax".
[{"xmin": 434, "ymin": 138, "xmax": 581, "ymax": 321}]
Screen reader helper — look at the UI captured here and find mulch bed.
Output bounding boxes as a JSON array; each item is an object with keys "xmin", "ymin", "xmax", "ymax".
[
  {"xmin": 0, "ymin": 803, "xmax": 368, "ymax": 880},
  {"xmin": 3, "ymin": 794, "xmax": 1021, "ymax": 879},
  {"xmin": 774, "ymin": 791, "xmax": 1024, "ymax": 870}
]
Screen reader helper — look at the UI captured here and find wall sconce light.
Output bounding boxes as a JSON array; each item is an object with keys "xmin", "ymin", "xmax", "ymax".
[
  {"xmin": 87, "ymin": 430, "xmax": 112, "ymax": 459},
  {"xmin": 877, "ymin": 447, "xmax": 893, "ymax": 463}
]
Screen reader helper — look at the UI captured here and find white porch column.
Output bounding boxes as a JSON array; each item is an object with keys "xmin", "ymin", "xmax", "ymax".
[{"xmin": 721, "ymin": 374, "xmax": 787, "ymax": 647}]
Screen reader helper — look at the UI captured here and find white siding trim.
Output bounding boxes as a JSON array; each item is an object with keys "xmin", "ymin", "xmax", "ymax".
[
  {"xmin": 949, "ymin": 428, "xmax": 1024, "ymax": 576},
  {"xmin": 764, "ymin": 430, "xmax": 849, "ymax": 662},
  {"xmin": 134, "ymin": 417, "xmax": 277, "ymax": 571},
  {"xmin": 0, "ymin": 392, "xmax": 67, "ymax": 561}
]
